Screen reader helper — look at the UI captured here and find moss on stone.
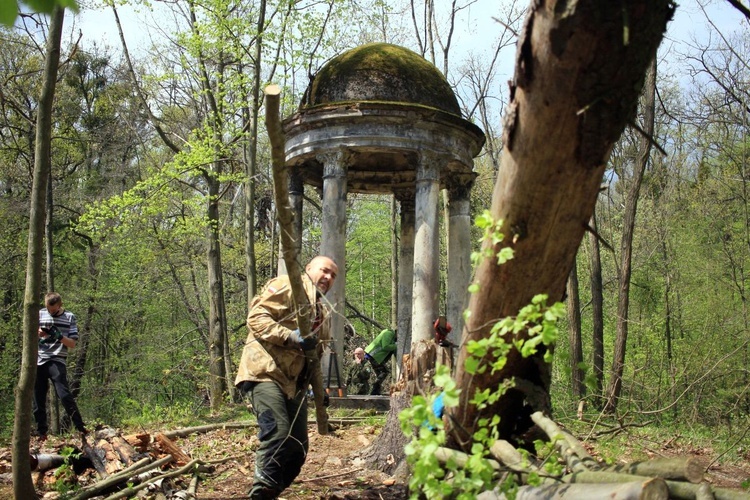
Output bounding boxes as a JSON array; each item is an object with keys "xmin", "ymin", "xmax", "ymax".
[{"xmin": 301, "ymin": 43, "xmax": 461, "ymax": 116}]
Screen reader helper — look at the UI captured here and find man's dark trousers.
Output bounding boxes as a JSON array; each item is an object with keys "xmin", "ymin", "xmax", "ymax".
[
  {"xmin": 368, "ymin": 360, "xmax": 389, "ymax": 395},
  {"xmin": 33, "ymin": 360, "xmax": 85, "ymax": 435},
  {"xmin": 241, "ymin": 381, "xmax": 308, "ymax": 500}
]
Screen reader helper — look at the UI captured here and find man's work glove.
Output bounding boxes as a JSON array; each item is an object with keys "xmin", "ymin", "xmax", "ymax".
[
  {"xmin": 40, "ymin": 325, "xmax": 62, "ymax": 344},
  {"xmin": 291, "ymin": 329, "xmax": 318, "ymax": 351}
]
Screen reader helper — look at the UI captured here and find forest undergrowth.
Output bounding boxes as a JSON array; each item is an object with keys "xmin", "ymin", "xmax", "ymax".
[{"xmin": 1, "ymin": 403, "xmax": 749, "ymax": 499}]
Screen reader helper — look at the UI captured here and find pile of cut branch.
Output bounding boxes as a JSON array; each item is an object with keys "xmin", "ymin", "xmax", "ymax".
[
  {"xmin": 437, "ymin": 412, "xmax": 748, "ymax": 500},
  {"xmin": 64, "ymin": 423, "xmax": 250, "ymax": 500}
]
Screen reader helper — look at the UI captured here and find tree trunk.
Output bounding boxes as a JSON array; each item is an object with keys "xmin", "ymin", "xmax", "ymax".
[
  {"xmin": 567, "ymin": 261, "xmax": 585, "ymax": 399},
  {"xmin": 448, "ymin": 2, "xmax": 673, "ymax": 449},
  {"xmin": 604, "ymin": 58, "xmax": 658, "ymax": 414},
  {"xmin": 588, "ymin": 213, "xmax": 605, "ymax": 408},
  {"xmin": 71, "ymin": 238, "xmax": 99, "ymax": 398},
  {"xmin": 45, "ymin": 170, "xmax": 54, "ymax": 294},
  {"xmin": 207, "ymin": 175, "xmax": 229, "ymax": 410},
  {"xmin": 363, "ymin": 340, "xmax": 437, "ymax": 475},
  {"xmin": 13, "ymin": 7, "xmax": 65, "ymax": 499},
  {"xmin": 265, "ymin": 84, "xmax": 329, "ymax": 434},
  {"xmin": 44, "ymin": 168, "xmax": 61, "ymax": 434}
]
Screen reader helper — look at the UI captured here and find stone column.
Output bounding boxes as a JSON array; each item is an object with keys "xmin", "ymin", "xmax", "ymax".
[
  {"xmin": 447, "ymin": 175, "xmax": 474, "ymax": 346},
  {"xmin": 318, "ymin": 150, "xmax": 349, "ymax": 386},
  {"xmin": 411, "ymin": 150, "xmax": 443, "ymax": 342},
  {"xmin": 395, "ymin": 191, "xmax": 415, "ymax": 376}
]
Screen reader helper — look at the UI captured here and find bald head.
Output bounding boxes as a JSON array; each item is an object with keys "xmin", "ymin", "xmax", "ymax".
[
  {"xmin": 354, "ymin": 347, "xmax": 365, "ymax": 362},
  {"xmin": 305, "ymin": 256, "xmax": 338, "ymax": 294}
]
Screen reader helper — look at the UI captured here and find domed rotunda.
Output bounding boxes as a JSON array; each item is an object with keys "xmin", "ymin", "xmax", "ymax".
[{"xmin": 280, "ymin": 43, "xmax": 485, "ymax": 382}]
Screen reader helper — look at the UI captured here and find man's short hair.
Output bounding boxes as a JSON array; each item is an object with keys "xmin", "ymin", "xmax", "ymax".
[{"xmin": 45, "ymin": 292, "xmax": 62, "ymax": 307}]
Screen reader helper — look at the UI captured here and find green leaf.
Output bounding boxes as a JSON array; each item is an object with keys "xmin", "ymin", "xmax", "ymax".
[
  {"xmin": 464, "ymin": 356, "xmax": 480, "ymax": 375},
  {"xmin": 23, "ymin": 0, "xmax": 57, "ymax": 14},
  {"xmin": 443, "ymin": 390, "xmax": 459, "ymax": 407},
  {"xmin": 497, "ymin": 246, "xmax": 514, "ymax": 264},
  {"xmin": 0, "ymin": 0, "xmax": 17, "ymax": 26}
]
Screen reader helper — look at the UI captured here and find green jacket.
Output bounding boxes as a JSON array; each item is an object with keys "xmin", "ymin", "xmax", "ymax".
[
  {"xmin": 365, "ymin": 328, "xmax": 397, "ymax": 365},
  {"xmin": 234, "ymin": 274, "xmax": 331, "ymax": 399}
]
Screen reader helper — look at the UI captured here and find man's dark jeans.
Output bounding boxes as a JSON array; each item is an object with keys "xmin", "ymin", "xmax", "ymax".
[{"xmin": 33, "ymin": 360, "xmax": 85, "ymax": 435}]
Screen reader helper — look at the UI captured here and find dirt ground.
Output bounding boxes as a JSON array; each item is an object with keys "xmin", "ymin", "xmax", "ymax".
[
  {"xmin": 177, "ymin": 421, "xmax": 408, "ymax": 499},
  {"xmin": 1, "ymin": 419, "xmax": 749, "ymax": 499},
  {"xmin": 0, "ymin": 421, "xmax": 408, "ymax": 499}
]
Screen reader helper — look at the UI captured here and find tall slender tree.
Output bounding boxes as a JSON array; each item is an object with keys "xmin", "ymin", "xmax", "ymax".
[
  {"xmin": 12, "ymin": 7, "xmax": 65, "ymax": 499},
  {"xmin": 604, "ymin": 58, "xmax": 658, "ymax": 414},
  {"xmin": 588, "ymin": 212, "xmax": 605, "ymax": 407},
  {"xmin": 567, "ymin": 261, "xmax": 585, "ymax": 400}
]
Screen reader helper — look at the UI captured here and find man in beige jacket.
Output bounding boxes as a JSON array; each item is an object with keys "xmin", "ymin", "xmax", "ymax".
[{"xmin": 235, "ymin": 256, "xmax": 338, "ymax": 500}]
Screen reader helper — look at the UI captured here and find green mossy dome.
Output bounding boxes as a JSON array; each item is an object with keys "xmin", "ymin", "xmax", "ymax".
[{"xmin": 301, "ymin": 43, "xmax": 461, "ymax": 116}]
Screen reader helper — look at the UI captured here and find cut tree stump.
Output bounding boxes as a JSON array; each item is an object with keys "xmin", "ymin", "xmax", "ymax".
[{"xmin": 362, "ymin": 339, "xmax": 437, "ymax": 476}]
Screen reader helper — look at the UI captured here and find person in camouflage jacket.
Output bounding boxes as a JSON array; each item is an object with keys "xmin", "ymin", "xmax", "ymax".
[
  {"xmin": 345, "ymin": 347, "xmax": 372, "ymax": 395},
  {"xmin": 235, "ymin": 256, "xmax": 338, "ymax": 500}
]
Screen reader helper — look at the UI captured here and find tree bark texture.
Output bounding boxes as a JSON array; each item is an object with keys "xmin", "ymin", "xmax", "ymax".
[
  {"xmin": 45, "ymin": 169, "xmax": 61, "ymax": 434},
  {"xmin": 468, "ymin": 411, "xmax": 732, "ymax": 500},
  {"xmin": 588, "ymin": 213, "xmax": 605, "ymax": 406},
  {"xmin": 13, "ymin": 7, "xmax": 65, "ymax": 500},
  {"xmin": 264, "ymin": 85, "xmax": 329, "ymax": 434},
  {"xmin": 478, "ymin": 478, "xmax": 669, "ymax": 499},
  {"xmin": 449, "ymin": 1, "xmax": 674, "ymax": 449},
  {"xmin": 207, "ymin": 179, "xmax": 229, "ymax": 409},
  {"xmin": 567, "ymin": 261, "xmax": 585, "ymax": 398}
]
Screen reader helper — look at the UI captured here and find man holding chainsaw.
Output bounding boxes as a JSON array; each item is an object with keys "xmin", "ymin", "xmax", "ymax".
[
  {"xmin": 34, "ymin": 292, "xmax": 87, "ymax": 441},
  {"xmin": 235, "ymin": 255, "xmax": 338, "ymax": 500}
]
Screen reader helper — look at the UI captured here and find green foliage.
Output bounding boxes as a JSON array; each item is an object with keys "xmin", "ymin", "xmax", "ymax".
[
  {"xmin": 51, "ymin": 445, "xmax": 82, "ymax": 495},
  {"xmin": 399, "ymin": 366, "xmax": 467, "ymax": 499},
  {"xmin": 345, "ymin": 195, "xmax": 394, "ymax": 336},
  {"xmin": 1, "ymin": 0, "xmax": 79, "ymax": 27},
  {"xmin": 120, "ymin": 399, "xmax": 207, "ymax": 428},
  {"xmin": 468, "ymin": 210, "xmax": 514, "ymax": 295},
  {"xmin": 533, "ymin": 439, "xmax": 565, "ymax": 477},
  {"xmin": 400, "ymin": 295, "xmax": 564, "ymax": 499}
]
